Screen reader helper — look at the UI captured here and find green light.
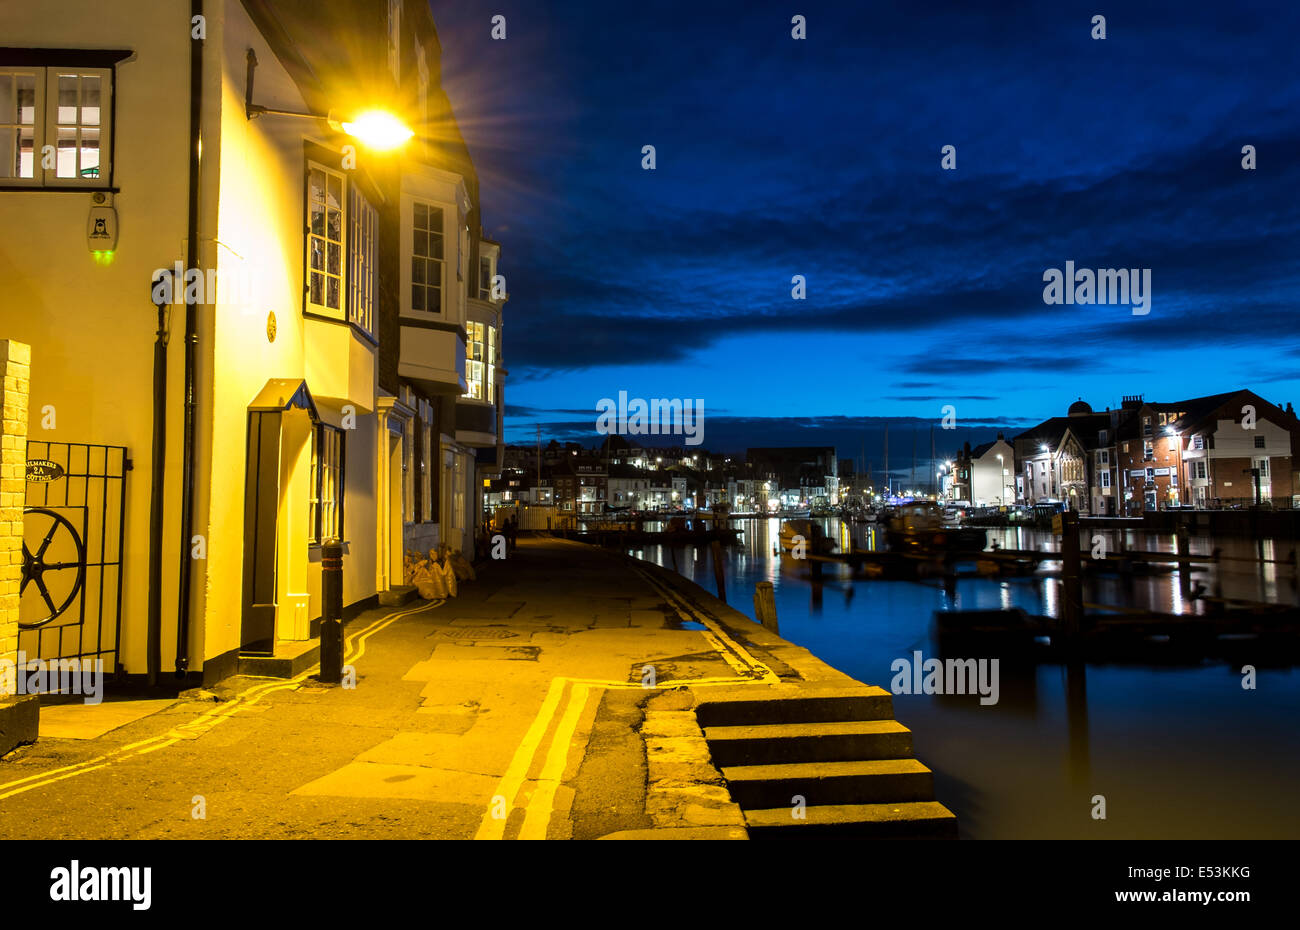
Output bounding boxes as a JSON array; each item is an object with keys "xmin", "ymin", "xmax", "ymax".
[{"xmin": 91, "ymin": 250, "xmax": 116, "ymax": 266}]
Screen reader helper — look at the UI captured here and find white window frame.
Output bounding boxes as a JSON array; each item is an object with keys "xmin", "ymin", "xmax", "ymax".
[
  {"xmin": 306, "ymin": 161, "xmax": 347, "ymax": 318},
  {"xmin": 407, "ymin": 198, "xmax": 446, "ymax": 317},
  {"xmin": 309, "ymin": 425, "xmax": 345, "ymax": 544},
  {"xmin": 1, "ymin": 65, "xmax": 112, "ymax": 188},
  {"xmin": 347, "ymin": 184, "xmax": 377, "ymax": 336},
  {"xmin": 464, "ymin": 321, "xmax": 485, "ymax": 400}
]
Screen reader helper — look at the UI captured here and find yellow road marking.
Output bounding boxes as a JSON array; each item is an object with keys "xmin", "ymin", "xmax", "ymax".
[
  {"xmin": 518, "ymin": 682, "xmax": 591, "ymax": 840},
  {"xmin": 0, "ymin": 599, "xmax": 442, "ymax": 801},
  {"xmin": 475, "ymin": 676, "xmax": 570, "ymax": 840},
  {"xmin": 479, "ymin": 560, "xmax": 781, "ymax": 838}
]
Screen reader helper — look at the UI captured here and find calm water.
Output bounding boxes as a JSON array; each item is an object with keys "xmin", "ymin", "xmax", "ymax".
[{"xmin": 622, "ymin": 516, "xmax": 1300, "ymax": 839}]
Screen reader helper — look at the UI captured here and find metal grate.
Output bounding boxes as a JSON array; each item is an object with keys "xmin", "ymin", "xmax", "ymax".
[{"xmin": 20, "ymin": 441, "xmax": 129, "ymax": 673}]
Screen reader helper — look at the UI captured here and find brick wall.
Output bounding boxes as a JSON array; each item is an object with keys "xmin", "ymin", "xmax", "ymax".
[{"xmin": 1, "ymin": 340, "xmax": 30, "ymax": 672}]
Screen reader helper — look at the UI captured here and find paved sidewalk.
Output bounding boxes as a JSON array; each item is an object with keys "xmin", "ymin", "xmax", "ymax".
[{"xmin": 0, "ymin": 538, "xmax": 847, "ymax": 839}]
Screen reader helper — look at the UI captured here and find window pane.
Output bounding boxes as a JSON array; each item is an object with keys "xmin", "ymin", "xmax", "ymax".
[
  {"xmin": 80, "ymin": 127, "xmax": 99, "ymax": 177},
  {"xmin": 412, "ymin": 285, "xmax": 424, "ymax": 311},
  {"xmin": 56, "ymin": 126, "xmax": 77, "ymax": 177},
  {"xmin": 414, "ymin": 201, "xmax": 427, "ymax": 227},
  {"xmin": 57, "ymin": 74, "xmax": 77, "ymax": 123},
  {"xmin": 414, "ymin": 230, "xmax": 428, "ymax": 257},
  {"xmin": 327, "ymin": 207, "xmax": 341, "ymax": 241},
  {"xmin": 326, "ymin": 173, "xmax": 341, "ymax": 209},
  {"xmin": 310, "ymin": 202, "xmax": 324, "ymax": 237},
  {"xmin": 310, "ymin": 168, "xmax": 325, "ymax": 204},
  {"xmin": 326, "ymin": 276, "xmax": 340, "ymax": 309},
  {"xmin": 81, "ymin": 75, "xmax": 100, "ymax": 125},
  {"xmin": 327, "ymin": 241, "xmax": 340, "ymax": 275},
  {"xmin": 310, "ymin": 272, "xmax": 324, "ymax": 305}
]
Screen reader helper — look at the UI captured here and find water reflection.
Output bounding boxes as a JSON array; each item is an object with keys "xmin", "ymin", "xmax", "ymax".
[{"xmin": 619, "ymin": 515, "xmax": 1300, "ymax": 838}]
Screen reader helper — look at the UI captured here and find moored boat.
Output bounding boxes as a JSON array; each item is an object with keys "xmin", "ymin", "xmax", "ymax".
[{"xmin": 886, "ymin": 501, "xmax": 986, "ymax": 553}]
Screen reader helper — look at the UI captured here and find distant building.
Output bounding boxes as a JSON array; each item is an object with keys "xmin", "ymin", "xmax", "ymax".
[{"xmin": 954, "ymin": 436, "xmax": 1015, "ymax": 505}]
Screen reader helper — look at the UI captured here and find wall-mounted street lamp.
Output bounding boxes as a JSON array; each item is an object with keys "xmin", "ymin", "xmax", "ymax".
[{"xmin": 244, "ymin": 50, "xmax": 413, "ymax": 150}]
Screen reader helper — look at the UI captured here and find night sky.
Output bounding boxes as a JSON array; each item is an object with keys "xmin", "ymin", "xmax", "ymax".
[{"xmin": 431, "ymin": 0, "xmax": 1300, "ymax": 466}]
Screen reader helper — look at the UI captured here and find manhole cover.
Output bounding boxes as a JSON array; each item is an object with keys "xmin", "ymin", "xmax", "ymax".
[{"xmin": 432, "ymin": 628, "xmax": 519, "ymax": 640}]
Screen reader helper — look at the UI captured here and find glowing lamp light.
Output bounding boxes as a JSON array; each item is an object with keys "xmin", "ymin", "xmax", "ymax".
[{"xmin": 339, "ymin": 110, "xmax": 414, "ymax": 149}]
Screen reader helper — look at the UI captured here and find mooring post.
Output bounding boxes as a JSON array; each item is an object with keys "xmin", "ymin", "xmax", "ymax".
[
  {"xmin": 319, "ymin": 540, "xmax": 344, "ymax": 684},
  {"xmin": 1059, "ymin": 510, "xmax": 1084, "ymax": 637},
  {"xmin": 1212, "ymin": 547, "xmax": 1224, "ymax": 600},
  {"xmin": 754, "ymin": 581, "xmax": 779, "ymax": 634},
  {"xmin": 710, "ymin": 538, "xmax": 727, "ymax": 603},
  {"xmin": 1176, "ymin": 523, "xmax": 1192, "ymax": 599}
]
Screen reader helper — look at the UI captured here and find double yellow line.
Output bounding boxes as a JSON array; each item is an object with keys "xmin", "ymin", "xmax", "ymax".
[
  {"xmin": 0, "ymin": 599, "xmax": 442, "ymax": 803},
  {"xmin": 475, "ymin": 562, "xmax": 778, "ymax": 839}
]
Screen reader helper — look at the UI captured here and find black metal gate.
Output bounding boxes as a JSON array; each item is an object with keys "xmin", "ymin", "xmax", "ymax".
[{"xmin": 20, "ymin": 441, "xmax": 128, "ymax": 673}]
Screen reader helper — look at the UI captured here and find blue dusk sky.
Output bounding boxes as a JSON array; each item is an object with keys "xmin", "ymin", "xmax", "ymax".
[{"xmin": 431, "ymin": 0, "xmax": 1300, "ymax": 462}]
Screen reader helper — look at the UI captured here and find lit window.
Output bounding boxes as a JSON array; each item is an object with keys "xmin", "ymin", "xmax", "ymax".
[
  {"xmin": 307, "ymin": 163, "xmax": 345, "ymax": 313},
  {"xmin": 465, "ymin": 321, "xmax": 485, "ymax": 399},
  {"xmin": 347, "ymin": 185, "xmax": 377, "ymax": 335},
  {"xmin": 411, "ymin": 201, "xmax": 444, "ymax": 313},
  {"xmin": 309, "ymin": 426, "xmax": 345, "ymax": 543},
  {"xmin": 0, "ymin": 66, "xmax": 111, "ymax": 187}
]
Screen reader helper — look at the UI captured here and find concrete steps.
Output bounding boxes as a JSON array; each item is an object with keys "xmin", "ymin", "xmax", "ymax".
[
  {"xmin": 745, "ymin": 801, "xmax": 959, "ymax": 839},
  {"xmin": 721, "ymin": 758, "xmax": 934, "ymax": 808},
  {"xmin": 704, "ymin": 719, "xmax": 913, "ymax": 766},
  {"xmin": 696, "ymin": 685, "xmax": 895, "ymax": 727},
  {"xmin": 698, "ymin": 687, "xmax": 957, "ymax": 839}
]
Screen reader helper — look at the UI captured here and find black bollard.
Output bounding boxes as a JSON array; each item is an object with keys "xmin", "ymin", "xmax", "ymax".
[{"xmin": 320, "ymin": 540, "xmax": 344, "ymax": 684}]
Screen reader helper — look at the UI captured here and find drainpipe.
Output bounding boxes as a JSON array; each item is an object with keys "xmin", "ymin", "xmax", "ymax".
[
  {"xmin": 146, "ymin": 286, "xmax": 168, "ymax": 688},
  {"xmin": 175, "ymin": 0, "xmax": 203, "ymax": 677}
]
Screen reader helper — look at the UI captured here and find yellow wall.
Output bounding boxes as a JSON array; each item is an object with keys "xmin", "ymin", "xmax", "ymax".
[{"xmin": 0, "ymin": 0, "xmax": 193, "ymax": 674}]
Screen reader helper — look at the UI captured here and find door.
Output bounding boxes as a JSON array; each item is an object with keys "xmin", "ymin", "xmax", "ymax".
[{"xmin": 240, "ymin": 411, "xmax": 281, "ymax": 654}]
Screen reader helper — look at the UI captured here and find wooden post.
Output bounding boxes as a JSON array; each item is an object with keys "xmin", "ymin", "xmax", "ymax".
[
  {"xmin": 1176, "ymin": 523, "xmax": 1191, "ymax": 599},
  {"xmin": 754, "ymin": 581, "xmax": 778, "ymax": 634},
  {"xmin": 1212, "ymin": 547, "xmax": 1223, "ymax": 599},
  {"xmin": 710, "ymin": 538, "xmax": 727, "ymax": 603},
  {"xmin": 1059, "ymin": 509, "xmax": 1084, "ymax": 636}
]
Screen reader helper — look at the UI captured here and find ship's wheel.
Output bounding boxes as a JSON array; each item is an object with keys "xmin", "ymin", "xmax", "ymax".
[{"xmin": 19, "ymin": 507, "xmax": 86, "ymax": 629}]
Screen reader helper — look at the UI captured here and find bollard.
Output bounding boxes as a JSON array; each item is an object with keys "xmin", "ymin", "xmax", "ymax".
[
  {"xmin": 710, "ymin": 538, "xmax": 727, "ymax": 603},
  {"xmin": 1176, "ymin": 524, "xmax": 1192, "ymax": 598},
  {"xmin": 754, "ymin": 582, "xmax": 778, "ymax": 634},
  {"xmin": 1059, "ymin": 510, "xmax": 1083, "ymax": 636},
  {"xmin": 320, "ymin": 540, "xmax": 344, "ymax": 684}
]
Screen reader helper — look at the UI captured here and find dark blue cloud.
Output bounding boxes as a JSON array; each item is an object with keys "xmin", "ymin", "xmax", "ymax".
[{"xmin": 432, "ymin": 0, "xmax": 1300, "ymax": 451}]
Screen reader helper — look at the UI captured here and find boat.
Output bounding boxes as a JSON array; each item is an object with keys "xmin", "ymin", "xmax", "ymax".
[
  {"xmin": 885, "ymin": 501, "xmax": 986, "ymax": 554},
  {"xmin": 779, "ymin": 519, "xmax": 837, "ymax": 554}
]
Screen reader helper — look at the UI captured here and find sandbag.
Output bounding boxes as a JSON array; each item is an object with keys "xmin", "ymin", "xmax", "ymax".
[{"xmin": 450, "ymin": 551, "xmax": 476, "ymax": 581}]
